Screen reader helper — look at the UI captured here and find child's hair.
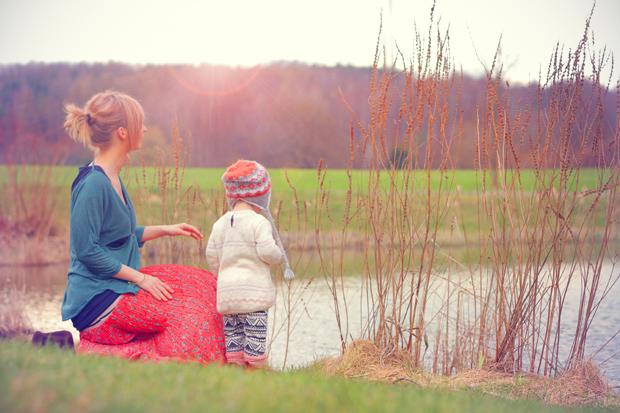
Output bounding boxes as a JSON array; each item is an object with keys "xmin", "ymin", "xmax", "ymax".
[{"xmin": 63, "ymin": 90, "xmax": 144, "ymax": 150}]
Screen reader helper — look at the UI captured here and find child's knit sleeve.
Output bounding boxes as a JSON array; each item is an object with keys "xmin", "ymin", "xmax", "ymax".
[
  {"xmin": 254, "ymin": 217, "xmax": 283, "ymax": 266},
  {"xmin": 205, "ymin": 221, "xmax": 221, "ymax": 275}
]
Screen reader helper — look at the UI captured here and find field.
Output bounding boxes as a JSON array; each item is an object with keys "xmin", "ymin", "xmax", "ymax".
[
  {"xmin": 1, "ymin": 342, "xmax": 615, "ymax": 413},
  {"xmin": 0, "ymin": 165, "xmax": 614, "ymax": 271},
  {"xmin": 0, "ymin": 164, "xmax": 608, "ymax": 192},
  {"xmin": 0, "ymin": 164, "xmax": 610, "ymax": 232}
]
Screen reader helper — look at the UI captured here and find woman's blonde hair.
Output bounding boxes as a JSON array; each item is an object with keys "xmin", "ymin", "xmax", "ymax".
[{"xmin": 63, "ymin": 90, "xmax": 144, "ymax": 149}]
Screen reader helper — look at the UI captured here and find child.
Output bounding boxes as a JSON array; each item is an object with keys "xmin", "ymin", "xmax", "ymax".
[{"xmin": 206, "ymin": 160, "xmax": 294, "ymax": 368}]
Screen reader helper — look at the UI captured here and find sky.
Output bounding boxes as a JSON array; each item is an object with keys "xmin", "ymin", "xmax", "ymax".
[{"xmin": 1, "ymin": 0, "xmax": 618, "ymax": 84}]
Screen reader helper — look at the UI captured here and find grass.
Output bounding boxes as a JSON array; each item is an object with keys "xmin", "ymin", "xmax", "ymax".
[
  {"xmin": 0, "ymin": 341, "xmax": 614, "ymax": 413},
  {"xmin": 0, "ymin": 165, "xmax": 607, "ymax": 193},
  {"xmin": 0, "ymin": 165, "xmax": 610, "ymax": 234}
]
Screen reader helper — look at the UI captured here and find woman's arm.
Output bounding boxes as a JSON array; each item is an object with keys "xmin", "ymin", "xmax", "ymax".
[
  {"xmin": 71, "ymin": 183, "xmax": 174, "ymax": 301},
  {"xmin": 139, "ymin": 223, "xmax": 203, "ymax": 243}
]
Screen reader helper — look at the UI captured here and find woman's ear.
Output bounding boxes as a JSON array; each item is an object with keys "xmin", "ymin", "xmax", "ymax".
[{"xmin": 117, "ymin": 127, "xmax": 128, "ymax": 141}]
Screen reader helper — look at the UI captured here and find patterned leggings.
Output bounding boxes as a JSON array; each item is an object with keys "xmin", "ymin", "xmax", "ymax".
[{"xmin": 223, "ymin": 311, "xmax": 268, "ymax": 367}]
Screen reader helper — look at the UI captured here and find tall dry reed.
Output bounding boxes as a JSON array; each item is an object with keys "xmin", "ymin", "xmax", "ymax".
[
  {"xmin": 0, "ymin": 140, "xmax": 68, "ymax": 265},
  {"xmin": 130, "ymin": 124, "xmax": 216, "ymax": 267},
  {"xmin": 315, "ymin": 2, "xmax": 619, "ymax": 379}
]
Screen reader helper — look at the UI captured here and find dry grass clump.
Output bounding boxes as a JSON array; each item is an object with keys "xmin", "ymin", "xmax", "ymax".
[
  {"xmin": 527, "ymin": 360, "xmax": 614, "ymax": 407},
  {"xmin": 449, "ymin": 362, "xmax": 616, "ymax": 407},
  {"xmin": 319, "ymin": 340, "xmax": 427, "ymax": 384},
  {"xmin": 0, "ymin": 227, "xmax": 69, "ymax": 265},
  {"xmin": 0, "ymin": 289, "xmax": 33, "ymax": 340},
  {"xmin": 318, "ymin": 340, "xmax": 618, "ymax": 407},
  {"xmin": 449, "ymin": 369, "xmax": 516, "ymax": 388}
]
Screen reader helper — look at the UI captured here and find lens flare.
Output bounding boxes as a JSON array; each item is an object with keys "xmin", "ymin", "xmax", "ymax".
[{"xmin": 167, "ymin": 65, "xmax": 263, "ymax": 97}]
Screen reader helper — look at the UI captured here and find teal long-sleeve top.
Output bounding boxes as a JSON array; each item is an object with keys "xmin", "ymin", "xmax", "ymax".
[{"xmin": 61, "ymin": 165, "xmax": 144, "ymax": 320}]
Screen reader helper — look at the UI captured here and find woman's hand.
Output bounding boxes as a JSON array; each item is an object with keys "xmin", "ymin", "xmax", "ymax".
[
  {"xmin": 165, "ymin": 223, "xmax": 203, "ymax": 240},
  {"xmin": 137, "ymin": 273, "xmax": 174, "ymax": 301}
]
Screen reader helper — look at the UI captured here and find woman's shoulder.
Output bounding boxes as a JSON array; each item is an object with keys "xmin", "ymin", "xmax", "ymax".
[{"xmin": 72, "ymin": 167, "xmax": 110, "ymax": 196}]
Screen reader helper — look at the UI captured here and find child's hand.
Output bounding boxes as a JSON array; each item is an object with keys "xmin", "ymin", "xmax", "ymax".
[{"xmin": 165, "ymin": 223, "xmax": 204, "ymax": 240}]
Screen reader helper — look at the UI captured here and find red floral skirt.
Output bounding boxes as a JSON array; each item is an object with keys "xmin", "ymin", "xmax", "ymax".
[{"xmin": 78, "ymin": 264, "xmax": 225, "ymax": 364}]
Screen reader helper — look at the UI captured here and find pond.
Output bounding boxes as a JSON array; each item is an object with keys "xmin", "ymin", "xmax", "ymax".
[{"xmin": 1, "ymin": 262, "xmax": 618, "ymax": 389}]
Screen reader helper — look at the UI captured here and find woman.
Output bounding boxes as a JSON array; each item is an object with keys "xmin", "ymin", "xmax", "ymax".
[{"xmin": 60, "ymin": 90, "xmax": 224, "ymax": 362}]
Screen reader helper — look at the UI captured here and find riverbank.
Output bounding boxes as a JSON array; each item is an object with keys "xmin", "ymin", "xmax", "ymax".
[
  {"xmin": 317, "ymin": 340, "xmax": 619, "ymax": 408},
  {"xmin": 2, "ymin": 261, "xmax": 620, "ymax": 388},
  {"xmin": 1, "ymin": 341, "xmax": 617, "ymax": 413}
]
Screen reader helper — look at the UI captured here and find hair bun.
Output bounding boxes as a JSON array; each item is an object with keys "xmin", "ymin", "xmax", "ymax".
[{"xmin": 64, "ymin": 90, "xmax": 144, "ymax": 150}]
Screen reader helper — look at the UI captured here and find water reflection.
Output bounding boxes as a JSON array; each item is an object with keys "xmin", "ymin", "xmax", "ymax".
[
  {"xmin": 0, "ymin": 263, "xmax": 74, "ymax": 335},
  {"xmin": 1, "ymin": 262, "xmax": 618, "ymax": 388}
]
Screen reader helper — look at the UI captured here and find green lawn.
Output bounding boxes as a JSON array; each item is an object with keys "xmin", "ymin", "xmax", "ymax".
[
  {"xmin": 0, "ymin": 165, "xmax": 607, "ymax": 193},
  {"xmin": 0, "ymin": 342, "xmax": 610, "ymax": 413}
]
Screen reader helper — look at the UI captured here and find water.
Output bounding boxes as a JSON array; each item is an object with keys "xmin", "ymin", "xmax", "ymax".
[{"xmin": 1, "ymin": 262, "xmax": 618, "ymax": 388}]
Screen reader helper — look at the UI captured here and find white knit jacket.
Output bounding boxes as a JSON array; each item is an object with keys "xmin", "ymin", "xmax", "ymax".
[{"xmin": 206, "ymin": 210, "xmax": 283, "ymax": 315}]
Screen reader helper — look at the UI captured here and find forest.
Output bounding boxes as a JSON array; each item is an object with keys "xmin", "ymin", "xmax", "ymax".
[{"xmin": 0, "ymin": 61, "xmax": 616, "ymax": 168}]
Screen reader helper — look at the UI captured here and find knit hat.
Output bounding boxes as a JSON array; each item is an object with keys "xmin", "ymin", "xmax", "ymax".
[{"xmin": 222, "ymin": 160, "xmax": 294, "ymax": 280}]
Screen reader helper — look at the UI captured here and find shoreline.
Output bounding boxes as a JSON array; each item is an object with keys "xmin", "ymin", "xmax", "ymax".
[
  {"xmin": 0, "ymin": 338, "xmax": 618, "ymax": 410},
  {"xmin": 315, "ymin": 339, "xmax": 620, "ymax": 407}
]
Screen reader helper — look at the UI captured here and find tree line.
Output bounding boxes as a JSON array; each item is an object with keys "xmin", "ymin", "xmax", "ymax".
[{"xmin": 0, "ymin": 62, "xmax": 615, "ymax": 168}]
